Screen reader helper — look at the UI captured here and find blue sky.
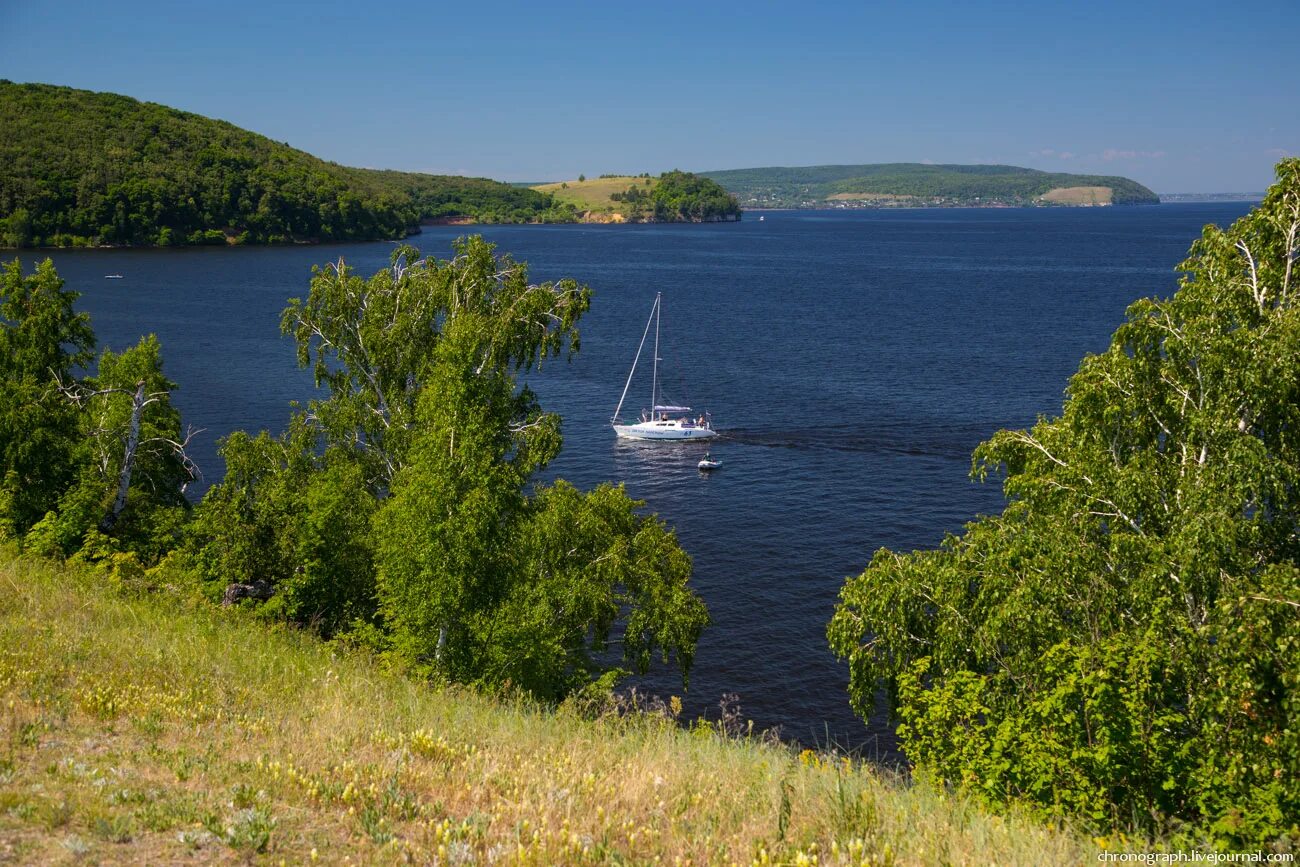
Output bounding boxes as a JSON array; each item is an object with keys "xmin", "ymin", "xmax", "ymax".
[{"xmin": 2, "ymin": 0, "xmax": 1296, "ymax": 191}]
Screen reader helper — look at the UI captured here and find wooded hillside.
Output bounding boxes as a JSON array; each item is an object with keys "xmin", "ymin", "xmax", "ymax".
[{"xmin": 0, "ymin": 81, "xmax": 574, "ymax": 248}]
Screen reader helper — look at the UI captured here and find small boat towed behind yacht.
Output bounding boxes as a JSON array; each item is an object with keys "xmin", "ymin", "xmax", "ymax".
[{"xmin": 611, "ymin": 293, "xmax": 717, "ymax": 441}]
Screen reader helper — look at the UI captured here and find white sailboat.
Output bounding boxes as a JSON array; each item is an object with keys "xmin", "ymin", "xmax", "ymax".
[{"xmin": 611, "ymin": 293, "xmax": 717, "ymax": 441}]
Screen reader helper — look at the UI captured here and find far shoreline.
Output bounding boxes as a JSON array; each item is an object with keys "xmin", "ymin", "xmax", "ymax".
[{"xmin": 6, "ymin": 201, "xmax": 1270, "ymax": 253}]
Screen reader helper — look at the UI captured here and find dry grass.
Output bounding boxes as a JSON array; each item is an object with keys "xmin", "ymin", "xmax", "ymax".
[
  {"xmin": 532, "ymin": 177, "xmax": 658, "ymax": 216},
  {"xmin": 1038, "ymin": 186, "xmax": 1113, "ymax": 205},
  {"xmin": 0, "ymin": 552, "xmax": 1101, "ymax": 864}
]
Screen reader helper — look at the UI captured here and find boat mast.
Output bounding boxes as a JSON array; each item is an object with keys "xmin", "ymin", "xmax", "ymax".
[
  {"xmin": 651, "ymin": 292, "xmax": 661, "ymax": 413},
  {"xmin": 611, "ymin": 293, "xmax": 659, "ymax": 424}
]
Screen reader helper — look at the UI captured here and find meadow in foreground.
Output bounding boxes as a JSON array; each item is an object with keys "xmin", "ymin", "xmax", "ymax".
[{"xmin": 0, "ymin": 552, "xmax": 1100, "ymax": 865}]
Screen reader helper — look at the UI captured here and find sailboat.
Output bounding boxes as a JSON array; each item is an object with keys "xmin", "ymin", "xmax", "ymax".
[{"xmin": 611, "ymin": 293, "xmax": 717, "ymax": 441}]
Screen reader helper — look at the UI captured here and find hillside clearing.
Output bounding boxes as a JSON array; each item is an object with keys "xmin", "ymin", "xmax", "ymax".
[
  {"xmin": 1037, "ymin": 186, "xmax": 1114, "ymax": 204},
  {"xmin": 0, "ymin": 552, "xmax": 1101, "ymax": 865},
  {"xmin": 533, "ymin": 176, "xmax": 658, "ymax": 214}
]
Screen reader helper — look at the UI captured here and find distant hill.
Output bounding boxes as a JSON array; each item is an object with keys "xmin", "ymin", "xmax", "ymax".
[
  {"xmin": 533, "ymin": 171, "xmax": 740, "ymax": 223},
  {"xmin": 1158, "ymin": 192, "xmax": 1265, "ymax": 203},
  {"xmin": 0, "ymin": 81, "xmax": 575, "ymax": 248},
  {"xmin": 700, "ymin": 163, "xmax": 1159, "ymax": 208}
]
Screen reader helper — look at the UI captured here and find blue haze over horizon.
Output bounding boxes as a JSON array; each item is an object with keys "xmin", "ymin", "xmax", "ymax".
[{"xmin": 1, "ymin": 0, "xmax": 1296, "ymax": 193}]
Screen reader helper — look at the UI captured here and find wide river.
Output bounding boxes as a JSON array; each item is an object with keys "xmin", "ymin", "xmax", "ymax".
[{"xmin": 32, "ymin": 203, "xmax": 1252, "ymax": 760}]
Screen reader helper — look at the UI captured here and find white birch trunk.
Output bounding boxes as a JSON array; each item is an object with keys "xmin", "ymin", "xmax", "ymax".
[{"xmin": 102, "ymin": 381, "xmax": 145, "ymax": 530}]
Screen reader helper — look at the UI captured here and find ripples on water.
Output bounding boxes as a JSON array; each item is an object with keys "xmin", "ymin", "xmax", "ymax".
[{"xmin": 37, "ymin": 204, "xmax": 1252, "ymax": 761}]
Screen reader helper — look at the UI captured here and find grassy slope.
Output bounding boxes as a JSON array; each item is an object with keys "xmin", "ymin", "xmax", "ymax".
[
  {"xmin": 0, "ymin": 553, "xmax": 1100, "ymax": 865},
  {"xmin": 533, "ymin": 177, "xmax": 659, "ymax": 215},
  {"xmin": 1038, "ymin": 186, "xmax": 1113, "ymax": 205},
  {"xmin": 701, "ymin": 164, "xmax": 1158, "ymax": 207}
]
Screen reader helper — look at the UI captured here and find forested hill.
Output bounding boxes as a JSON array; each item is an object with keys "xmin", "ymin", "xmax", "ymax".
[
  {"xmin": 701, "ymin": 163, "xmax": 1160, "ymax": 208},
  {"xmin": 0, "ymin": 81, "xmax": 575, "ymax": 248}
]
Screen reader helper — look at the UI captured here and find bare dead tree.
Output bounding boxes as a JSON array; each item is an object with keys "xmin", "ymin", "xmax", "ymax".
[{"xmin": 55, "ymin": 375, "xmax": 202, "ymax": 531}]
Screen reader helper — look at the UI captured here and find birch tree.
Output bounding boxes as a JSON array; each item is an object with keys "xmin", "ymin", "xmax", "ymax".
[
  {"xmin": 30, "ymin": 335, "xmax": 196, "ymax": 559},
  {"xmin": 192, "ymin": 236, "xmax": 708, "ymax": 696},
  {"xmin": 281, "ymin": 237, "xmax": 588, "ymax": 490},
  {"xmin": 373, "ymin": 281, "xmax": 708, "ymax": 698},
  {"xmin": 828, "ymin": 159, "xmax": 1300, "ymax": 845}
]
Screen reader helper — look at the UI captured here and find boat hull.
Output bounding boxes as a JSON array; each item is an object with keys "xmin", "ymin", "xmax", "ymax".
[{"xmin": 612, "ymin": 422, "xmax": 718, "ymax": 441}]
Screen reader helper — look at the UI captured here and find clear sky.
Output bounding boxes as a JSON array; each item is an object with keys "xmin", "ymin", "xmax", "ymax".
[{"xmin": 2, "ymin": 0, "xmax": 1296, "ymax": 192}]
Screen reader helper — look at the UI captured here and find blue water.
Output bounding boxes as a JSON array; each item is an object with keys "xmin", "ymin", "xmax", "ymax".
[{"xmin": 30, "ymin": 203, "xmax": 1251, "ymax": 758}]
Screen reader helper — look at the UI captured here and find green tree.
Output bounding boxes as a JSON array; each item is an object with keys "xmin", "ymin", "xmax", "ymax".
[
  {"xmin": 192, "ymin": 237, "xmax": 709, "ymax": 697},
  {"xmin": 829, "ymin": 159, "xmax": 1300, "ymax": 845},
  {"xmin": 1, "ymin": 208, "xmax": 32, "ymax": 247},
  {"xmin": 650, "ymin": 171, "xmax": 740, "ymax": 222},
  {"xmin": 371, "ymin": 252, "xmax": 707, "ymax": 697},
  {"xmin": 0, "ymin": 258, "xmax": 95, "ymax": 537},
  {"xmin": 281, "ymin": 239, "xmax": 589, "ymax": 491},
  {"xmin": 183, "ymin": 415, "xmax": 376, "ymax": 637},
  {"xmin": 27, "ymin": 335, "xmax": 195, "ymax": 561}
]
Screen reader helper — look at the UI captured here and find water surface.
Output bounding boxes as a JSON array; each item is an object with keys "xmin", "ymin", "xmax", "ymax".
[{"xmin": 33, "ymin": 203, "xmax": 1251, "ymax": 758}]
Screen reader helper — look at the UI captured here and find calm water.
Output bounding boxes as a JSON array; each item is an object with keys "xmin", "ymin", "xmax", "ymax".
[{"xmin": 32, "ymin": 203, "xmax": 1251, "ymax": 758}]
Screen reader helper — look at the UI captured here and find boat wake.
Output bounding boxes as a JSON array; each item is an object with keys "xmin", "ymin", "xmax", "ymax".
[{"xmin": 719, "ymin": 423, "xmax": 988, "ymax": 460}]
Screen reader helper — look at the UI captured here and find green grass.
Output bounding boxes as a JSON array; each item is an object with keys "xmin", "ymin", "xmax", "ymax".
[
  {"xmin": 533, "ymin": 177, "xmax": 659, "ymax": 217},
  {"xmin": 0, "ymin": 551, "xmax": 1104, "ymax": 864}
]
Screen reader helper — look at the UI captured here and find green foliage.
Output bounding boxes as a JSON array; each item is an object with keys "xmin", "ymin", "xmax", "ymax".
[
  {"xmin": 281, "ymin": 238, "xmax": 588, "ymax": 490},
  {"xmin": 372, "ymin": 303, "xmax": 564, "ymax": 673},
  {"xmin": 0, "ymin": 258, "xmax": 94, "ymax": 533},
  {"xmin": 23, "ymin": 476, "xmax": 106, "ymax": 560},
  {"xmin": 88, "ymin": 338, "xmax": 191, "ymax": 500},
  {"xmin": 181, "ymin": 416, "xmax": 378, "ymax": 637},
  {"xmin": 376, "ymin": 366, "xmax": 708, "ymax": 696},
  {"xmin": 184, "ymin": 423, "xmax": 317, "ymax": 598},
  {"xmin": 828, "ymin": 160, "xmax": 1300, "ymax": 846},
  {"xmin": 610, "ymin": 183, "xmax": 647, "ymax": 221},
  {"xmin": 703, "ymin": 163, "xmax": 1160, "ymax": 207},
  {"xmin": 0, "ymin": 81, "xmax": 573, "ymax": 249},
  {"xmin": 192, "ymin": 237, "xmax": 708, "ymax": 698},
  {"xmin": 0, "ymin": 258, "xmax": 193, "ymax": 564},
  {"xmin": 365, "ymin": 238, "xmax": 707, "ymax": 697},
  {"xmin": 650, "ymin": 171, "xmax": 741, "ymax": 222},
  {"xmin": 273, "ymin": 459, "xmax": 378, "ymax": 633},
  {"xmin": 25, "ymin": 335, "xmax": 193, "ymax": 560},
  {"xmin": 67, "ymin": 529, "xmax": 148, "ymax": 589}
]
